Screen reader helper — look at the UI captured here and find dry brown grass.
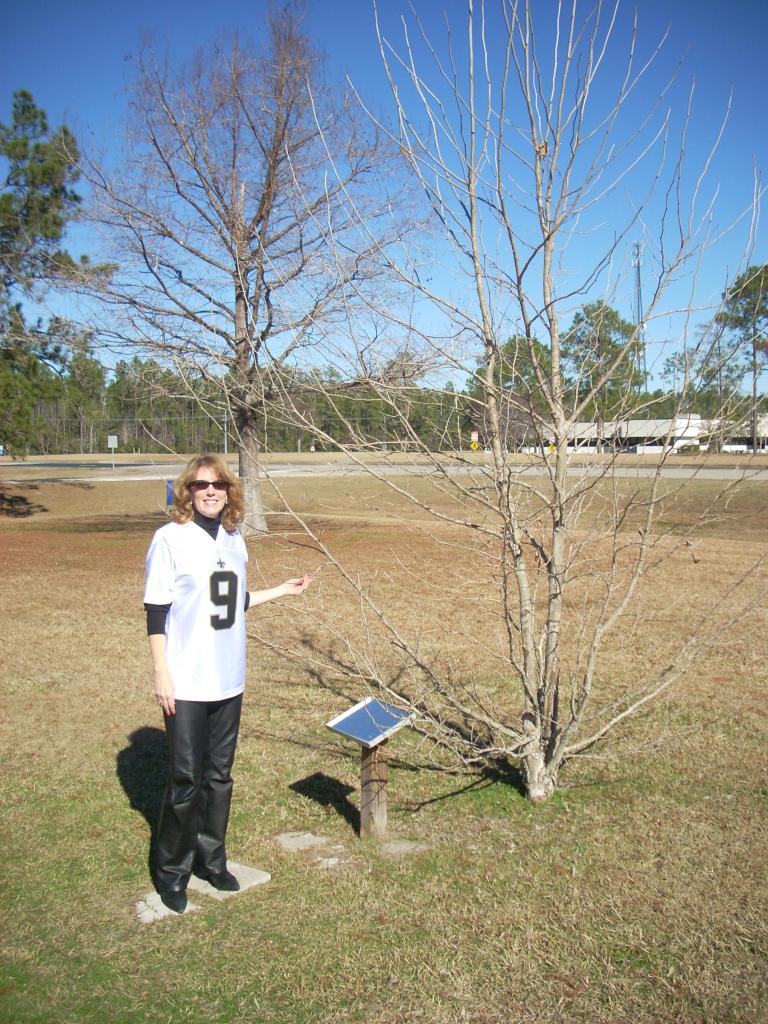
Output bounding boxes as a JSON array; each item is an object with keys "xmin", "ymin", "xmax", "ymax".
[{"xmin": 1, "ymin": 471, "xmax": 766, "ymax": 1023}]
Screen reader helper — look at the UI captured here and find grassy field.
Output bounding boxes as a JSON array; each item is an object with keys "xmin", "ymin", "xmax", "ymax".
[{"xmin": 1, "ymin": 473, "xmax": 766, "ymax": 1024}]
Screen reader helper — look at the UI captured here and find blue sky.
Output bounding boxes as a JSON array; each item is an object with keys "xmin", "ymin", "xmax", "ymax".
[
  {"xmin": 2, "ymin": 1, "xmax": 766, "ymax": 383},
  {"xmin": 2, "ymin": 1, "xmax": 765, "ymax": 144}
]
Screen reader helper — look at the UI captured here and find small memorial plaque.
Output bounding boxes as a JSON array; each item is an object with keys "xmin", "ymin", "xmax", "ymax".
[{"xmin": 326, "ymin": 696, "xmax": 414, "ymax": 749}]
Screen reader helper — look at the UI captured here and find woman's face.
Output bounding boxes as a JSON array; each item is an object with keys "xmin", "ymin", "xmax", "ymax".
[{"xmin": 189, "ymin": 464, "xmax": 229, "ymax": 519}]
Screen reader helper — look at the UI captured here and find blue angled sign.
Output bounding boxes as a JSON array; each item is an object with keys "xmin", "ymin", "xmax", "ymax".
[{"xmin": 326, "ymin": 696, "xmax": 415, "ymax": 749}]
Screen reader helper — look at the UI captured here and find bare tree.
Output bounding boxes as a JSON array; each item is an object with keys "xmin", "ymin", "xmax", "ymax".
[
  {"xmin": 256, "ymin": 0, "xmax": 764, "ymax": 800},
  {"xmin": 78, "ymin": 6, "xmax": 401, "ymax": 532}
]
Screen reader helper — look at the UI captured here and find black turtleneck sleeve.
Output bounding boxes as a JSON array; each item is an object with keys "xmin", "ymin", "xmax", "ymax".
[{"xmin": 145, "ymin": 603, "xmax": 171, "ymax": 635}]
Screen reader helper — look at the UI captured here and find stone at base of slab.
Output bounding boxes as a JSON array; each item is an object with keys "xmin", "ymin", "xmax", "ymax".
[
  {"xmin": 134, "ymin": 861, "xmax": 271, "ymax": 923},
  {"xmin": 274, "ymin": 831, "xmax": 430, "ymax": 870},
  {"xmin": 379, "ymin": 838, "xmax": 431, "ymax": 859},
  {"xmin": 275, "ymin": 831, "xmax": 327, "ymax": 852},
  {"xmin": 276, "ymin": 831, "xmax": 351, "ymax": 865},
  {"xmin": 134, "ymin": 891, "xmax": 202, "ymax": 924}
]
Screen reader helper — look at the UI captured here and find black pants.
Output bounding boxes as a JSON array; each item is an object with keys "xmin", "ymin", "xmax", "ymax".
[{"xmin": 155, "ymin": 694, "xmax": 243, "ymax": 892}]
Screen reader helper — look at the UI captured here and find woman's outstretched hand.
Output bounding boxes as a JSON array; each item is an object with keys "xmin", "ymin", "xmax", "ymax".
[
  {"xmin": 247, "ymin": 573, "xmax": 313, "ymax": 610},
  {"xmin": 282, "ymin": 573, "xmax": 312, "ymax": 597}
]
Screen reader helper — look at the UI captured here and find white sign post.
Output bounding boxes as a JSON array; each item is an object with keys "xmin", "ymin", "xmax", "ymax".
[{"xmin": 107, "ymin": 434, "xmax": 118, "ymax": 471}]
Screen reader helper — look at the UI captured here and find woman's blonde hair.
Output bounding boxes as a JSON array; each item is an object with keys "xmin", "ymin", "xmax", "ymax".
[{"xmin": 171, "ymin": 454, "xmax": 245, "ymax": 532}]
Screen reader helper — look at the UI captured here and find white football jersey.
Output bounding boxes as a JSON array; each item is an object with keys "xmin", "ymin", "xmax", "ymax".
[{"xmin": 144, "ymin": 520, "xmax": 249, "ymax": 701}]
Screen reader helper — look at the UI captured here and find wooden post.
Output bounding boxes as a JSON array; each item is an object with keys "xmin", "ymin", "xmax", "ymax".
[{"xmin": 360, "ymin": 740, "xmax": 389, "ymax": 840}]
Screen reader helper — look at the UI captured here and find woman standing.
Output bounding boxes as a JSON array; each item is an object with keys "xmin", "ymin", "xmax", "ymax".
[{"xmin": 144, "ymin": 454, "xmax": 310, "ymax": 913}]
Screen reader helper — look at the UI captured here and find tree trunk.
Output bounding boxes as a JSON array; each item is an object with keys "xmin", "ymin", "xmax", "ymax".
[
  {"xmin": 524, "ymin": 750, "xmax": 557, "ymax": 802},
  {"xmin": 752, "ymin": 339, "xmax": 758, "ymax": 453},
  {"xmin": 238, "ymin": 416, "xmax": 268, "ymax": 535}
]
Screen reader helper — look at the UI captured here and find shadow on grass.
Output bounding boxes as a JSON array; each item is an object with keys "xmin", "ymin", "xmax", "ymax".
[
  {"xmin": 0, "ymin": 488, "xmax": 48, "ymax": 517},
  {"xmin": 290, "ymin": 771, "xmax": 361, "ymax": 835},
  {"xmin": 404, "ymin": 759, "xmax": 527, "ymax": 812},
  {"xmin": 116, "ymin": 726, "xmax": 168, "ymax": 881},
  {"xmin": 58, "ymin": 513, "xmax": 167, "ymax": 533}
]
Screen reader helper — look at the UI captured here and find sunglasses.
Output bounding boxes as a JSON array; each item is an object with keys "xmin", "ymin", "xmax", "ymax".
[{"xmin": 189, "ymin": 479, "xmax": 229, "ymax": 492}]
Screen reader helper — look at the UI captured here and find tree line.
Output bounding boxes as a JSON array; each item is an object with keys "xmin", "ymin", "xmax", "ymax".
[
  {"xmin": 4, "ymin": 307, "xmax": 763, "ymax": 457},
  {"xmin": 5, "ymin": 347, "xmax": 463, "ymax": 455}
]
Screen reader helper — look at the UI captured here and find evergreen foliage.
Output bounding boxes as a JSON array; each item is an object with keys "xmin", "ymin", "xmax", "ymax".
[
  {"xmin": 562, "ymin": 301, "xmax": 642, "ymax": 418},
  {"xmin": 0, "ymin": 90, "xmax": 81, "ymax": 296},
  {"xmin": 0, "ymin": 91, "xmax": 83, "ymax": 451}
]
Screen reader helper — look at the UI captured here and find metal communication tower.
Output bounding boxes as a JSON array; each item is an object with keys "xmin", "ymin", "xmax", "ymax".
[{"xmin": 632, "ymin": 241, "xmax": 647, "ymax": 390}]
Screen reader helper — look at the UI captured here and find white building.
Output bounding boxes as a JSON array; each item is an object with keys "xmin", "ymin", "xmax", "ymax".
[
  {"xmin": 706, "ymin": 414, "xmax": 768, "ymax": 453},
  {"xmin": 567, "ymin": 415, "xmax": 702, "ymax": 453}
]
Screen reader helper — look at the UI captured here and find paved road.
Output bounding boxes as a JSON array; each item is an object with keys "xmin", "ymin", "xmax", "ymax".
[{"xmin": 2, "ymin": 456, "xmax": 768, "ymax": 483}]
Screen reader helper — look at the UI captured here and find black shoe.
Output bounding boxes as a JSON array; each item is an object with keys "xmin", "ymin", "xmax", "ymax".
[
  {"xmin": 201, "ymin": 869, "xmax": 239, "ymax": 892},
  {"xmin": 158, "ymin": 889, "xmax": 188, "ymax": 914}
]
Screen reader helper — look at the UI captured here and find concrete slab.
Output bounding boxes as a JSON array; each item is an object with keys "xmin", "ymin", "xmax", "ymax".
[
  {"xmin": 276, "ymin": 832, "xmax": 359, "ymax": 872},
  {"xmin": 134, "ymin": 891, "xmax": 201, "ymax": 924},
  {"xmin": 379, "ymin": 839, "xmax": 431, "ymax": 859},
  {"xmin": 134, "ymin": 861, "xmax": 271, "ymax": 922},
  {"xmin": 315, "ymin": 856, "xmax": 341, "ymax": 869},
  {"xmin": 188, "ymin": 861, "xmax": 271, "ymax": 901},
  {"xmin": 276, "ymin": 831, "xmax": 328, "ymax": 852}
]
